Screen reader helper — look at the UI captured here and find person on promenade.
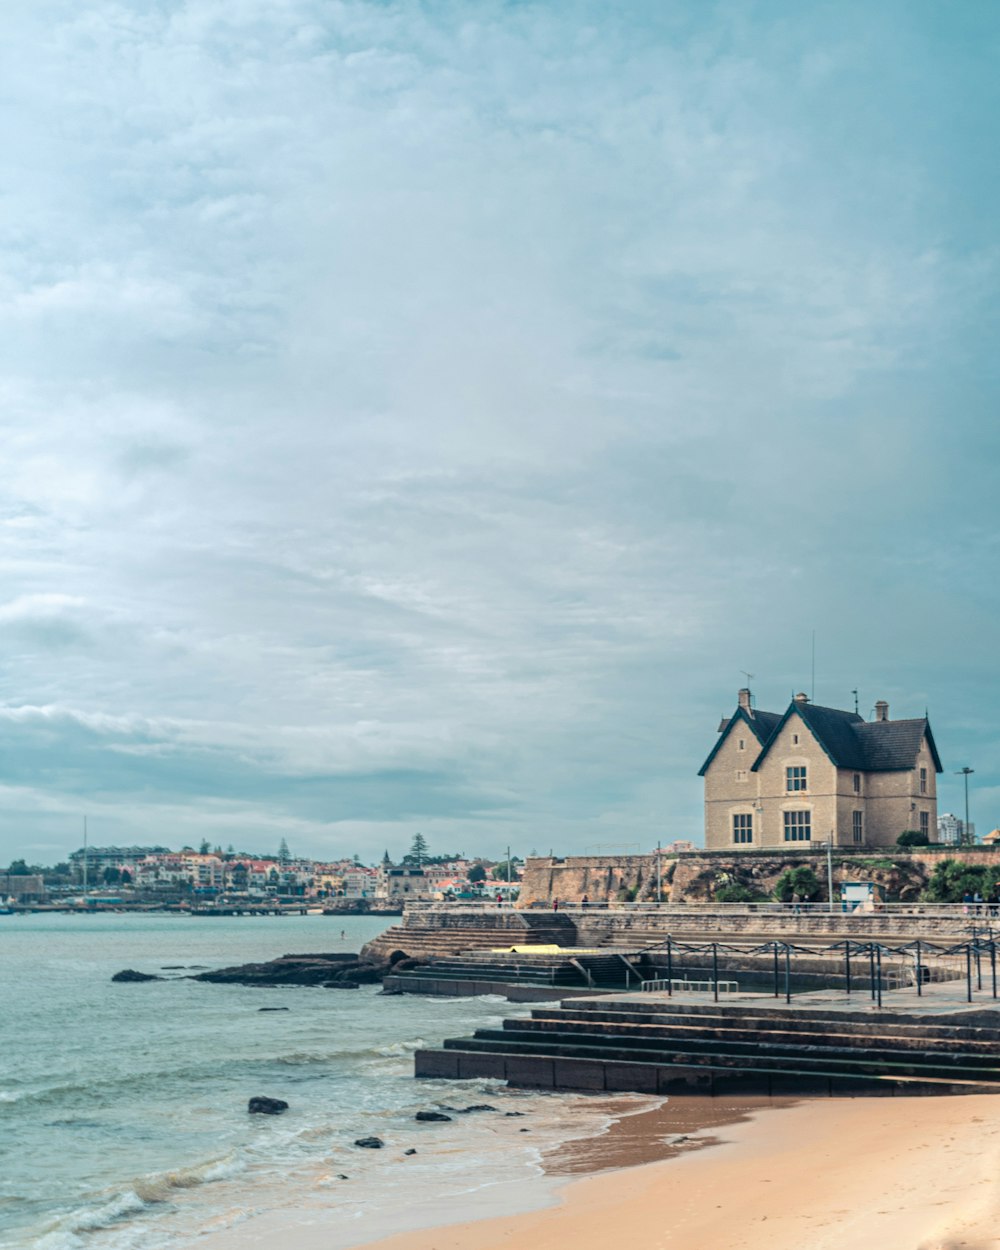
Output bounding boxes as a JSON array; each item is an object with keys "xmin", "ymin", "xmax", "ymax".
[
  {"xmin": 553, "ymin": 897, "xmax": 559, "ymax": 911},
  {"xmin": 581, "ymin": 894, "xmax": 589, "ymax": 909},
  {"xmin": 496, "ymin": 891, "xmax": 503, "ymax": 908}
]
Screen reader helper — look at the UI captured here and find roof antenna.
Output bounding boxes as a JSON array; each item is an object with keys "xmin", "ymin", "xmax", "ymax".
[
  {"xmin": 851, "ymin": 688, "xmax": 859, "ymax": 715},
  {"xmin": 811, "ymin": 630, "xmax": 816, "ymax": 702}
]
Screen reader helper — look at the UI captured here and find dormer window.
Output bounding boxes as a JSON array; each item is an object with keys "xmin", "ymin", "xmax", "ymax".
[{"xmin": 786, "ymin": 766, "xmax": 807, "ymax": 792}]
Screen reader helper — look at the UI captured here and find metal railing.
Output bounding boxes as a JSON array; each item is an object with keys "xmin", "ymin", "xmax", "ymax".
[{"xmin": 403, "ymin": 899, "xmax": 1000, "ymax": 918}]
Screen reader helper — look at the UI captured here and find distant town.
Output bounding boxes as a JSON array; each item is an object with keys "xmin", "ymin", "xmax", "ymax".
[{"xmin": 0, "ymin": 835, "xmax": 535, "ymax": 909}]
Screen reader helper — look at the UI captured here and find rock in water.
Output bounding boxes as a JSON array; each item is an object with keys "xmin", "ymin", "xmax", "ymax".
[
  {"xmin": 415, "ymin": 1111, "xmax": 452, "ymax": 1123},
  {"xmin": 248, "ymin": 1096, "xmax": 289, "ymax": 1115},
  {"xmin": 461, "ymin": 1105, "xmax": 497, "ymax": 1113},
  {"xmin": 258, "ymin": 1007, "xmax": 290, "ymax": 1012},
  {"xmin": 111, "ymin": 969, "xmax": 162, "ymax": 982},
  {"xmin": 404, "ymin": 1148, "xmax": 417, "ymax": 1156},
  {"xmin": 354, "ymin": 1137, "xmax": 384, "ymax": 1149}
]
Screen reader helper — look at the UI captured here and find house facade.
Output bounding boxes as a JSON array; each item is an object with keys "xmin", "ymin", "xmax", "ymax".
[{"xmin": 699, "ymin": 689, "xmax": 941, "ymax": 850}]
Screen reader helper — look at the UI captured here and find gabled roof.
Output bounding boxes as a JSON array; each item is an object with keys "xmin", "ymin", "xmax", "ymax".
[
  {"xmin": 748, "ymin": 701, "xmax": 942, "ymax": 774},
  {"xmin": 697, "ymin": 705, "xmax": 783, "ymax": 776}
]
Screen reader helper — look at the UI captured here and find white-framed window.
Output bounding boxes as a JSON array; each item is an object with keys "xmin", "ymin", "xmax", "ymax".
[
  {"xmin": 920, "ymin": 811, "xmax": 929, "ymax": 838},
  {"xmin": 852, "ymin": 810, "xmax": 863, "ymax": 843},
  {"xmin": 919, "ymin": 767, "xmax": 927, "ymax": 795},
  {"xmin": 853, "ymin": 773, "xmax": 861, "ymax": 794},
  {"xmin": 786, "ymin": 765, "xmax": 807, "ymax": 793},
  {"xmin": 783, "ymin": 810, "xmax": 811, "ymax": 842},
  {"xmin": 732, "ymin": 813, "xmax": 753, "ymax": 844},
  {"xmin": 735, "ymin": 769, "xmax": 749, "ymax": 782}
]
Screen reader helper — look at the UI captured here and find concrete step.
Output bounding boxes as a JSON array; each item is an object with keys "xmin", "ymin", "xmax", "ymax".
[
  {"xmin": 440, "ymin": 1033, "xmax": 1000, "ymax": 1084},
  {"xmin": 487, "ymin": 1022, "xmax": 1000, "ymax": 1070}
]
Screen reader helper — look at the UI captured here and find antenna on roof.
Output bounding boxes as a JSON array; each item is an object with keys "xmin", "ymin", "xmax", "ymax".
[
  {"xmin": 851, "ymin": 688, "xmax": 859, "ymax": 715},
  {"xmin": 811, "ymin": 630, "xmax": 816, "ymax": 702}
]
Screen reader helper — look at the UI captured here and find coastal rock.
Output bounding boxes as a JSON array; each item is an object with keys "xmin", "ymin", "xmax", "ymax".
[
  {"xmin": 111, "ymin": 969, "xmax": 162, "ymax": 982},
  {"xmin": 504, "ymin": 1111, "xmax": 526, "ymax": 1117},
  {"xmin": 193, "ymin": 953, "xmax": 361, "ymax": 988},
  {"xmin": 248, "ymin": 1097, "xmax": 289, "ymax": 1115},
  {"xmin": 258, "ymin": 1007, "xmax": 290, "ymax": 1012},
  {"xmin": 415, "ymin": 1111, "xmax": 452, "ymax": 1123},
  {"xmin": 354, "ymin": 1137, "xmax": 384, "ymax": 1149},
  {"xmin": 460, "ymin": 1105, "xmax": 497, "ymax": 1113},
  {"xmin": 322, "ymin": 980, "xmax": 360, "ymax": 990},
  {"xmin": 404, "ymin": 1149, "xmax": 417, "ymax": 1156}
]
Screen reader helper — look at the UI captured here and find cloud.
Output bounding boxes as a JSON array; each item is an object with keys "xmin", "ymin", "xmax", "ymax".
[{"xmin": 0, "ymin": 0, "xmax": 996, "ymax": 862}]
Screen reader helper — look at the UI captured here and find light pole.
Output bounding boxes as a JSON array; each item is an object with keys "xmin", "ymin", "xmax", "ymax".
[{"xmin": 956, "ymin": 767, "xmax": 975, "ymax": 844}]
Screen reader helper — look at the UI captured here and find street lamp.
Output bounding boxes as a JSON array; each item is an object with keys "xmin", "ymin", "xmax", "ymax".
[{"xmin": 956, "ymin": 767, "xmax": 975, "ymax": 844}]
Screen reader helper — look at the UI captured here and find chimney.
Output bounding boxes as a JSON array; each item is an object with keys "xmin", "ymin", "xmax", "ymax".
[
  {"xmin": 875, "ymin": 700, "xmax": 889, "ymax": 722},
  {"xmin": 738, "ymin": 688, "xmax": 752, "ymax": 714},
  {"xmin": 794, "ymin": 692, "xmax": 809, "ymax": 704}
]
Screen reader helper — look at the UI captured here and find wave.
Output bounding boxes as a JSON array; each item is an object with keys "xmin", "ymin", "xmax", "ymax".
[{"xmin": 0, "ymin": 1090, "xmax": 23, "ymax": 1102}]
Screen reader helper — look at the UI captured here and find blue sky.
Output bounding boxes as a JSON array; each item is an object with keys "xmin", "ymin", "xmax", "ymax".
[{"xmin": 1, "ymin": 0, "xmax": 997, "ymax": 865}]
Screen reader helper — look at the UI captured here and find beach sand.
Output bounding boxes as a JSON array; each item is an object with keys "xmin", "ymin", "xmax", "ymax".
[{"xmin": 355, "ymin": 1093, "xmax": 1000, "ymax": 1250}]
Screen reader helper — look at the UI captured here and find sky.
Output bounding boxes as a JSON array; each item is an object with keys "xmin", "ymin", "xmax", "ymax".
[{"xmin": 1, "ymin": 0, "xmax": 998, "ymax": 867}]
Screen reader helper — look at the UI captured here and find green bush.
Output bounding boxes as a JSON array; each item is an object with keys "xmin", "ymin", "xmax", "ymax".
[
  {"xmin": 773, "ymin": 866, "xmax": 821, "ymax": 902},
  {"xmin": 923, "ymin": 859, "xmax": 998, "ymax": 902},
  {"xmin": 715, "ymin": 883, "xmax": 766, "ymax": 903},
  {"xmin": 897, "ymin": 830, "xmax": 930, "ymax": 847}
]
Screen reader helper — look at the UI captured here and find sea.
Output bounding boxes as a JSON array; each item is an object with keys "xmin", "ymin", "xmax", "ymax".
[{"xmin": 0, "ymin": 912, "xmax": 642, "ymax": 1250}]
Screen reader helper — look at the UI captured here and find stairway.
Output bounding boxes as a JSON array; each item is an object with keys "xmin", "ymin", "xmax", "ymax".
[{"xmin": 415, "ymin": 996, "xmax": 1000, "ymax": 1095}]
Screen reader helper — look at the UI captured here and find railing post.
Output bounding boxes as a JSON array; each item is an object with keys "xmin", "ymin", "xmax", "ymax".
[
  {"xmin": 666, "ymin": 936, "xmax": 673, "ymax": 996},
  {"xmin": 976, "ymin": 941, "xmax": 983, "ymax": 991},
  {"xmin": 875, "ymin": 944, "xmax": 882, "ymax": 1009},
  {"xmin": 966, "ymin": 943, "xmax": 973, "ymax": 1003},
  {"xmin": 869, "ymin": 943, "xmax": 876, "ymax": 1001},
  {"xmin": 773, "ymin": 942, "xmax": 779, "ymax": 998},
  {"xmin": 845, "ymin": 942, "xmax": 851, "ymax": 996},
  {"xmin": 915, "ymin": 940, "xmax": 922, "ymax": 997},
  {"xmin": 712, "ymin": 942, "xmax": 719, "ymax": 1003},
  {"xmin": 992, "ymin": 940, "xmax": 997, "ymax": 1000},
  {"xmin": 784, "ymin": 943, "xmax": 791, "ymax": 1004}
]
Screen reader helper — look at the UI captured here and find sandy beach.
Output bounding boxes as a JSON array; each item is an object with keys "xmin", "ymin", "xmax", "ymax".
[{"xmin": 353, "ymin": 1094, "xmax": 1000, "ymax": 1250}]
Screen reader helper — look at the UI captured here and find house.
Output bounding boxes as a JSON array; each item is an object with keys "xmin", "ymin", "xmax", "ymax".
[{"xmin": 699, "ymin": 689, "xmax": 941, "ymax": 850}]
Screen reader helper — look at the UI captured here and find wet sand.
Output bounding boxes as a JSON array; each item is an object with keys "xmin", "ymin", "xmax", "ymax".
[{"xmin": 355, "ymin": 1094, "xmax": 1000, "ymax": 1250}]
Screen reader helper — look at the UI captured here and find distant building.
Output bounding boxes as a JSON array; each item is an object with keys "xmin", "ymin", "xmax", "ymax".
[
  {"xmin": 700, "ymin": 689, "xmax": 941, "ymax": 850},
  {"xmin": 937, "ymin": 813, "xmax": 967, "ymax": 846},
  {"xmin": 69, "ymin": 845, "xmax": 170, "ymax": 882},
  {"xmin": 0, "ymin": 873, "xmax": 45, "ymax": 902}
]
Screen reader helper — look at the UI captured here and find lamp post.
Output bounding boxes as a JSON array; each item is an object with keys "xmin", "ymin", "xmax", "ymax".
[
  {"xmin": 825, "ymin": 837, "xmax": 834, "ymax": 913},
  {"xmin": 956, "ymin": 767, "xmax": 975, "ymax": 845}
]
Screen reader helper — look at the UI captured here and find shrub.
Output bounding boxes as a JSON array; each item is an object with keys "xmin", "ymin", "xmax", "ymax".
[
  {"xmin": 715, "ymin": 883, "xmax": 765, "ymax": 903},
  {"xmin": 773, "ymin": 866, "xmax": 821, "ymax": 902},
  {"xmin": 897, "ymin": 830, "xmax": 930, "ymax": 847},
  {"xmin": 923, "ymin": 859, "xmax": 998, "ymax": 903}
]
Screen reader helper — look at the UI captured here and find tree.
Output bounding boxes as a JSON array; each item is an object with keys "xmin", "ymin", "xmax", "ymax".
[
  {"xmin": 405, "ymin": 833, "xmax": 428, "ymax": 866},
  {"xmin": 897, "ymin": 830, "xmax": 930, "ymax": 847},
  {"xmin": 467, "ymin": 864, "xmax": 487, "ymax": 884},
  {"xmin": 120, "ymin": 868, "xmax": 132, "ymax": 885},
  {"xmin": 278, "ymin": 838, "xmax": 291, "ymax": 865},
  {"xmin": 7, "ymin": 859, "xmax": 30, "ymax": 875},
  {"xmin": 491, "ymin": 863, "xmax": 520, "ymax": 881},
  {"xmin": 773, "ymin": 866, "xmax": 821, "ymax": 902},
  {"xmin": 715, "ymin": 883, "xmax": 766, "ymax": 903},
  {"xmin": 102, "ymin": 866, "xmax": 121, "ymax": 885},
  {"xmin": 199, "ymin": 839, "xmax": 211, "ymax": 855},
  {"xmin": 924, "ymin": 859, "xmax": 996, "ymax": 903}
]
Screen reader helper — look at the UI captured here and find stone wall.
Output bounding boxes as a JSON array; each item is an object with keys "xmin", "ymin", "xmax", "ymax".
[{"xmin": 519, "ymin": 849, "xmax": 1000, "ymax": 906}]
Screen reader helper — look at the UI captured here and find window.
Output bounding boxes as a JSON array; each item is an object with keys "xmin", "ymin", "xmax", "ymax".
[
  {"xmin": 853, "ymin": 773, "xmax": 861, "ymax": 794},
  {"xmin": 786, "ymin": 766, "xmax": 807, "ymax": 792},
  {"xmin": 738, "ymin": 738, "xmax": 745, "ymax": 751},
  {"xmin": 920, "ymin": 811, "xmax": 929, "ymax": 838},
  {"xmin": 792, "ymin": 733, "xmax": 799, "ymax": 746},
  {"xmin": 783, "ymin": 810, "xmax": 812, "ymax": 842},
  {"xmin": 919, "ymin": 767, "xmax": 927, "ymax": 795},
  {"xmin": 733, "ymin": 814, "xmax": 753, "ymax": 844},
  {"xmin": 852, "ymin": 810, "xmax": 863, "ymax": 844},
  {"xmin": 735, "ymin": 769, "xmax": 749, "ymax": 782}
]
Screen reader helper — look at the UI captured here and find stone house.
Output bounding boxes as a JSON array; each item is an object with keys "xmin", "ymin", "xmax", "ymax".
[{"xmin": 699, "ymin": 689, "xmax": 941, "ymax": 850}]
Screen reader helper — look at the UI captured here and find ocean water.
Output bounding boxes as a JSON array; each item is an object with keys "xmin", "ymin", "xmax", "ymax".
[{"xmin": 0, "ymin": 913, "xmax": 629, "ymax": 1250}]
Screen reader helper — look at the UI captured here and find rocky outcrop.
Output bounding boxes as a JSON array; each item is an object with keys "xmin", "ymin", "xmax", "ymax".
[
  {"xmin": 354, "ymin": 1136, "xmax": 384, "ymax": 1149},
  {"xmin": 190, "ymin": 949, "xmax": 420, "ymax": 989},
  {"xmin": 248, "ymin": 1096, "xmax": 288, "ymax": 1115},
  {"xmin": 415, "ymin": 1110, "xmax": 452, "ymax": 1122},
  {"xmin": 112, "ymin": 969, "xmax": 162, "ymax": 982}
]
